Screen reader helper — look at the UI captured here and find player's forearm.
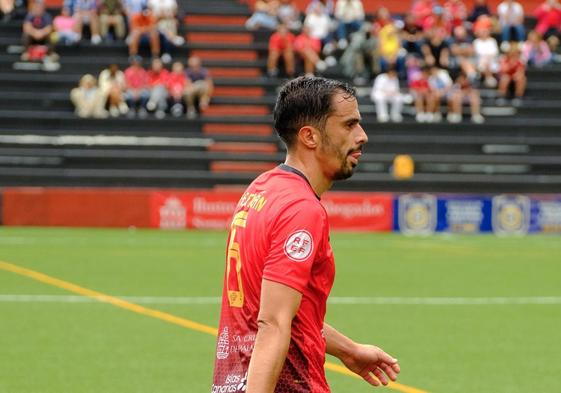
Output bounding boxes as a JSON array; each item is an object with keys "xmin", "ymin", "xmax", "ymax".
[
  {"xmin": 324, "ymin": 323, "xmax": 358, "ymax": 364},
  {"xmin": 246, "ymin": 320, "xmax": 292, "ymax": 393}
]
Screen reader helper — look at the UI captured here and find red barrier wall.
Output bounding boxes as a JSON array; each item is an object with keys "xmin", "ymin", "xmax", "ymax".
[{"xmin": 2, "ymin": 187, "xmax": 394, "ymax": 231}]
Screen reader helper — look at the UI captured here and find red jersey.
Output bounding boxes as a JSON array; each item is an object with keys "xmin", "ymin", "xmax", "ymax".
[
  {"xmin": 147, "ymin": 69, "xmax": 169, "ymax": 87},
  {"xmin": 212, "ymin": 165, "xmax": 335, "ymax": 393}
]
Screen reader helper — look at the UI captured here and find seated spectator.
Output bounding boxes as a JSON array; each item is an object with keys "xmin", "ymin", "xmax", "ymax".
[
  {"xmin": 294, "ymin": 25, "xmax": 327, "ymax": 76},
  {"xmin": 99, "ymin": 63, "xmax": 128, "ymax": 117},
  {"xmin": 166, "ymin": 61, "xmax": 188, "ymax": 117},
  {"xmin": 146, "ymin": 58, "xmax": 169, "ymax": 118},
  {"xmin": 70, "ymin": 74, "xmax": 107, "ymax": 118},
  {"xmin": 521, "ymin": 30, "xmax": 552, "ymax": 67},
  {"xmin": 443, "ymin": 0, "xmax": 467, "ymax": 29},
  {"xmin": 421, "ymin": 29, "xmax": 451, "ymax": 69},
  {"xmin": 245, "ymin": 0, "xmax": 279, "ymax": 31},
  {"xmin": 1, "ymin": 0, "xmax": 15, "ymax": 21},
  {"xmin": 497, "ymin": 0, "xmax": 525, "ymax": 51},
  {"xmin": 22, "ymin": 1, "xmax": 55, "ymax": 61},
  {"xmin": 340, "ymin": 22, "xmax": 378, "ymax": 83},
  {"xmin": 497, "ymin": 47, "xmax": 526, "ymax": 106},
  {"xmin": 124, "ymin": 56, "xmax": 150, "ymax": 118},
  {"xmin": 534, "ymin": 0, "xmax": 561, "ymax": 51},
  {"xmin": 53, "ymin": 7, "xmax": 80, "ymax": 45},
  {"xmin": 371, "ymin": 6, "xmax": 392, "ymax": 33},
  {"xmin": 128, "ymin": 5, "xmax": 160, "ymax": 60},
  {"xmin": 334, "ymin": 0, "xmax": 364, "ymax": 49},
  {"xmin": 448, "ymin": 70, "xmax": 484, "ymax": 123},
  {"xmin": 148, "ymin": 0, "xmax": 184, "ymax": 51},
  {"xmin": 64, "ymin": 0, "xmax": 102, "ymax": 44},
  {"xmin": 472, "ymin": 14, "xmax": 494, "ymax": 37},
  {"xmin": 428, "ymin": 66, "xmax": 454, "ymax": 122},
  {"xmin": 411, "ymin": 0, "xmax": 437, "ymax": 28},
  {"xmin": 304, "ymin": 1, "xmax": 334, "ymax": 52},
  {"xmin": 184, "ymin": 56, "xmax": 213, "ymax": 119},
  {"xmin": 473, "ymin": 27, "xmax": 499, "ymax": 87},
  {"xmin": 468, "ymin": 0, "xmax": 491, "ymax": 23},
  {"xmin": 449, "ymin": 25, "xmax": 478, "ymax": 78},
  {"xmin": 99, "ymin": 0, "xmax": 126, "ymax": 41},
  {"xmin": 277, "ymin": 0, "xmax": 301, "ymax": 31},
  {"xmin": 370, "ymin": 67, "xmax": 403, "ymax": 123},
  {"xmin": 378, "ymin": 21, "xmax": 406, "ymax": 77},
  {"xmin": 422, "ymin": 5, "xmax": 452, "ymax": 35},
  {"xmin": 402, "ymin": 13, "xmax": 423, "ymax": 55},
  {"xmin": 408, "ymin": 60, "xmax": 433, "ymax": 122},
  {"xmin": 267, "ymin": 23, "xmax": 295, "ymax": 77}
]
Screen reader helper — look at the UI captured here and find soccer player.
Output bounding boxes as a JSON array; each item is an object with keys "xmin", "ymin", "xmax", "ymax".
[{"xmin": 211, "ymin": 76, "xmax": 400, "ymax": 392}]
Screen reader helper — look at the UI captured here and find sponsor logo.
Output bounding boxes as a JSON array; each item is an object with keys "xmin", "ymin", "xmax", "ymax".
[
  {"xmin": 492, "ymin": 195, "xmax": 530, "ymax": 235},
  {"xmin": 284, "ymin": 230, "xmax": 314, "ymax": 262},
  {"xmin": 211, "ymin": 372, "xmax": 247, "ymax": 393},
  {"xmin": 159, "ymin": 197, "xmax": 187, "ymax": 229},
  {"xmin": 398, "ymin": 194, "xmax": 437, "ymax": 235},
  {"xmin": 216, "ymin": 327, "xmax": 229, "ymax": 360}
]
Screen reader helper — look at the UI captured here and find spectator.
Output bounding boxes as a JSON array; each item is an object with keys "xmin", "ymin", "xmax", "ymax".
[
  {"xmin": 64, "ymin": 0, "xmax": 102, "ymax": 44},
  {"xmin": 370, "ymin": 67, "xmax": 403, "ymax": 123},
  {"xmin": 334, "ymin": 0, "xmax": 364, "ymax": 49},
  {"xmin": 99, "ymin": 63, "xmax": 128, "ymax": 117},
  {"xmin": 421, "ymin": 29, "xmax": 451, "ymax": 69},
  {"xmin": 472, "ymin": 14, "xmax": 494, "ymax": 37},
  {"xmin": 497, "ymin": 0, "xmax": 525, "ymax": 51},
  {"xmin": 1, "ymin": 0, "xmax": 15, "ymax": 21},
  {"xmin": 443, "ymin": 0, "xmax": 467, "ymax": 29},
  {"xmin": 124, "ymin": 56, "xmax": 150, "ymax": 118},
  {"xmin": 166, "ymin": 61, "xmax": 188, "ymax": 117},
  {"xmin": 448, "ymin": 70, "xmax": 484, "ymax": 123},
  {"xmin": 277, "ymin": 0, "xmax": 301, "ymax": 31},
  {"xmin": 304, "ymin": 0, "xmax": 334, "ymax": 52},
  {"xmin": 473, "ymin": 27, "xmax": 499, "ymax": 87},
  {"xmin": 128, "ymin": 4, "xmax": 160, "ymax": 60},
  {"xmin": 371, "ymin": 6, "xmax": 392, "ymax": 33},
  {"xmin": 306, "ymin": 0, "xmax": 333, "ymax": 16},
  {"xmin": 53, "ymin": 7, "xmax": 80, "ymax": 45},
  {"xmin": 294, "ymin": 25, "xmax": 327, "ymax": 76},
  {"xmin": 245, "ymin": 0, "xmax": 279, "ymax": 31},
  {"xmin": 411, "ymin": 0, "xmax": 438, "ymax": 28},
  {"xmin": 378, "ymin": 21, "xmax": 406, "ymax": 76},
  {"xmin": 184, "ymin": 56, "xmax": 213, "ymax": 119},
  {"xmin": 497, "ymin": 47, "xmax": 526, "ymax": 106},
  {"xmin": 428, "ymin": 66, "xmax": 454, "ymax": 122},
  {"xmin": 449, "ymin": 25, "xmax": 478, "ymax": 78},
  {"xmin": 70, "ymin": 74, "xmax": 108, "ymax": 118},
  {"xmin": 521, "ymin": 30, "xmax": 552, "ymax": 67},
  {"xmin": 423, "ymin": 5, "xmax": 453, "ymax": 35},
  {"xmin": 99, "ymin": 0, "xmax": 126, "ymax": 41},
  {"xmin": 402, "ymin": 13, "xmax": 423, "ymax": 55},
  {"xmin": 146, "ymin": 58, "xmax": 169, "ymax": 118},
  {"xmin": 267, "ymin": 23, "xmax": 295, "ymax": 77},
  {"xmin": 22, "ymin": 1, "xmax": 54, "ymax": 61},
  {"xmin": 534, "ymin": 0, "xmax": 561, "ymax": 51},
  {"xmin": 148, "ymin": 0, "xmax": 184, "ymax": 57},
  {"xmin": 340, "ymin": 22, "xmax": 378, "ymax": 83},
  {"xmin": 468, "ymin": 0, "xmax": 491, "ymax": 23},
  {"xmin": 408, "ymin": 61, "xmax": 433, "ymax": 122}
]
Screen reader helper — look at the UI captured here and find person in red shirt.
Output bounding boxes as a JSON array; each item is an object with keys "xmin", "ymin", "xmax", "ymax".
[
  {"xmin": 127, "ymin": 5, "xmax": 160, "ymax": 59},
  {"xmin": 411, "ymin": 0, "xmax": 437, "ymax": 27},
  {"xmin": 443, "ymin": 0, "xmax": 467, "ymax": 29},
  {"xmin": 267, "ymin": 23, "xmax": 295, "ymax": 77},
  {"xmin": 166, "ymin": 61, "xmax": 188, "ymax": 117},
  {"xmin": 146, "ymin": 57, "xmax": 169, "ymax": 118},
  {"xmin": 534, "ymin": 0, "xmax": 561, "ymax": 50},
  {"xmin": 294, "ymin": 25, "xmax": 327, "ymax": 75},
  {"xmin": 497, "ymin": 47, "xmax": 526, "ymax": 106},
  {"xmin": 212, "ymin": 76, "xmax": 400, "ymax": 392},
  {"xmin": 124, "ymin": 56, "xmax": 150, "ymax": 118}
]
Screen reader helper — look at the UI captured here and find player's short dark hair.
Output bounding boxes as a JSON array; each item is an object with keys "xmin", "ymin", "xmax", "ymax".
[{"xmin": 273, "ymin": 76, "xmax": 357, "ymax": 148}]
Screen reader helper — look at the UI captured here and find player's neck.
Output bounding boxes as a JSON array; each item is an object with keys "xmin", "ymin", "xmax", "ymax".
[{"xmin": 283, "ymin": 156, "xmax": 332, "ymax": 197}]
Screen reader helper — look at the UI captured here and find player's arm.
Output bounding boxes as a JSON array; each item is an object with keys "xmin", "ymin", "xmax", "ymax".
[
  {"xmin": 324, "ymin": 323, "xmax": 400, "ymax": 387},
  {"xmin": 246, "ymin": 279, "xmax": 302, "ymax": 393}
]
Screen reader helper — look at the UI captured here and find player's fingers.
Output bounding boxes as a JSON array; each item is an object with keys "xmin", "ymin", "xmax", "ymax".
[
  {"xmin": 379, "ymin": 350, "xmax": 399, "ymax": 366},
  {"xmin": 380, "ymin": 362, "xmax": 398, "ymax": 381},
  {"xmin": 373, "ymin": 368, "xmax": 389, "ymax": 386},
  {"xmin": 361, "ymin": 371, "xmax": 380, "ymax": 387}
]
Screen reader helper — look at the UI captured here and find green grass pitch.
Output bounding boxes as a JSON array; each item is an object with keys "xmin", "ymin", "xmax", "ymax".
[{"xmin": 1, "ymin": 227, "xmax": 560, "ymax": 393}]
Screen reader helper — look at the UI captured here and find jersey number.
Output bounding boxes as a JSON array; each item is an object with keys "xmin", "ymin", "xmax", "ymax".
[{"xmin": 226, "ymin": 211, "xmax": 248, "ymax": 308}]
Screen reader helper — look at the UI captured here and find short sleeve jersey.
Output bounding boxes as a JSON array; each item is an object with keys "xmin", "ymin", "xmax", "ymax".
[{"xmin": 212, "ymin": 165, "xmax": 335, "ymax": 393}]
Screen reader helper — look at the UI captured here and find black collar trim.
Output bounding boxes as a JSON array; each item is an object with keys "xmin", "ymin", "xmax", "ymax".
[{"xmin": 278, "ymin": 164, "xmax": 320, "ymax": 200}]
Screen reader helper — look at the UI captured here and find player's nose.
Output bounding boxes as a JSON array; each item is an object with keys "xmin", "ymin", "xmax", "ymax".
[{"xmin": 356, "ymin": 124, "xmax": 368, "ymax": 145}]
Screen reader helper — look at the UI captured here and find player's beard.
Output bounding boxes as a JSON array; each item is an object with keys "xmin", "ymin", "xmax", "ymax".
[{"xmin": 320, "ymin": 132, "xmax": 358, "ymax": 181}]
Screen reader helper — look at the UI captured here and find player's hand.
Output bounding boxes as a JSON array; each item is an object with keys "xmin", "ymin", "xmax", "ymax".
[{"xmin": 341, "ymin": 344, "xmax": 400, "ymax": 387}]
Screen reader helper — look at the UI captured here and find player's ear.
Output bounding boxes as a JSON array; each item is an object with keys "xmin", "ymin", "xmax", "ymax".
[{"xmin": 297, "ymin": 126, "xmax": 319, "ymax": 149}]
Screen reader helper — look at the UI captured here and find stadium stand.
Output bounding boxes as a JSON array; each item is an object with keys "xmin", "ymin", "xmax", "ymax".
[{"xmin": 0, "ymin": 0, "xmax": 561, "ymax": 193}]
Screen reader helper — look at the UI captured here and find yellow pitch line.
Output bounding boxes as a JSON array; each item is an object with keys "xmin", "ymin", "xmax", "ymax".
[{"xmin": 0, "ymin": 260, "xmax": 429, "ymax": 393}]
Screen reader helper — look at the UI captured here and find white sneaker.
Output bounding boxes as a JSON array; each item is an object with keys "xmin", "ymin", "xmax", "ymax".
[
  {"xmin": 91, "ymin": 35, "xmax": 102, "ymax": 45},
  {"xmin": 415, "ymin": 112, "xmax": 427, "ymax": 122},
  {"xmin": 172, "ymin": 36, "xmax": 185, "ymax": 46},
  {"xmin": 109, "ymin": 106, "xmax": 119, "ymax": 117},
  {"xmin": 155, "ymin": 109, "xmax": 166, "ymax": 119},
  {"xmin": 447, "ymin": 113, "xmax": 462, "ymax": 123},
  {"xmin": 186, "ymin": 108, "xmax": 197, "ymax": 119},
  {"xmin": 324, "ymin": 56, "xmax": 337, "ymax": 67},
  {"xmin": 161, "ymin": 53, "xmax": 172, "ymax": 64},
  {"xmin": 377, "ymin": 114, "xmax": 389, "ymax": 123},
  {"xmin": 484, "ymin": 76, "xmax": 497, "ymax": 88},
  {"xmin": 471, "ymin": 114, "xmax": 485, "ymax": 124},
  {"xmin": 425, "ymin": 113, "xmax": 434, "ymax": 123},
  {"xmin": 119, "ymin": 102, "xmax": 129, "ymax": 114},
  {"xmin": 337, "ymin": 38, "xmax": 348, "ymax": 50},
  {"xmin": 146, "ymin": 100, "xmax": 156, "ymax": 111},
  {"xmin": 432, "ymin": 112, "xmax": 442, "ymax": 122},
  {"xmin": 315, "ymin": 60, "xmax": 327, "ymax": 72},
  {"xmin": 391, "ymin": 113, "xmax": 403, "ymax": 123}
]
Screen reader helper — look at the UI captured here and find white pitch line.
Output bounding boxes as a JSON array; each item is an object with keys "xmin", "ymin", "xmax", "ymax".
[{"xmin": 1, "ymin": 294, "xmax": 561, "ymax": 305}]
